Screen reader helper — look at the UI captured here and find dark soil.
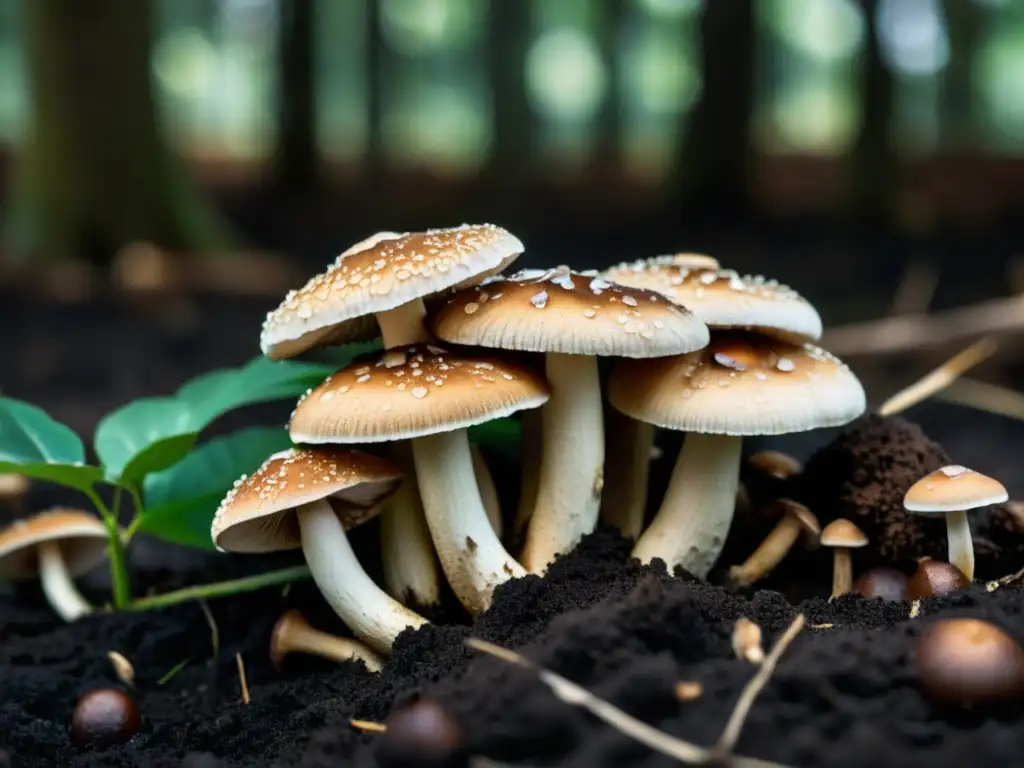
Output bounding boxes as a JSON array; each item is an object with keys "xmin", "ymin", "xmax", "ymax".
[{"xmin": 6, "ymin": 260, "xmax": 1024, "ymax": 767}]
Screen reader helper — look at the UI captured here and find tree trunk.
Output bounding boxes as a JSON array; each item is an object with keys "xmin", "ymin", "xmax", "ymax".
[
  {"xmin": 275, "ymin": 0, "xmax": 318, "ymax": 195},
  {"xmin": 3, "ymin": 0, "xmax": 234, "ymax": 265},
  {"xmin": 673, "ymin": 0, "xmax": 755, "ymax": 213},
  {"xmin": 845, "ymin": 0, "xmax": 894, "ymax": 225}
]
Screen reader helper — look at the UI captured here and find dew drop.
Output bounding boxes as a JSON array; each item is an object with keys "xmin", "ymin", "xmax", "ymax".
[
  {"xmin": 411, "ymin": 387, "xmax": 428, "ymax": 399},
  {"xmin": 530, "ymin": 290, "xmax": 549, "ymax": 309},
  {"xmin": 464, "ymin": 302, "xmax": 480, "ymax": 315},
  {"xmin": 776, "ymin": 358, "xmax": 795, "ymax": 372}
]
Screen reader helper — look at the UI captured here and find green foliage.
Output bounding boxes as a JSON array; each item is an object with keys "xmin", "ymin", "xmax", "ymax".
[{"xmin": 139, "ymin": 427, "xmax": 293, "ymax": 549}]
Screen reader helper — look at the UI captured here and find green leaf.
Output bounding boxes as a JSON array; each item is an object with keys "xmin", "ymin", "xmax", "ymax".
[
  {"xmin": 0, "ymin": 397, "xmax": 103, "ymax": 491},
  {"xmin": 139, "ymin": 426, "xmax": 293, "ymax": 548},
  {"xmin": 94, "ymin": 398, "xmax": 198, "ymax": 486},
  {"xmin": 468, "ymin": 417, "xmax": 522, "ymax": 461}
]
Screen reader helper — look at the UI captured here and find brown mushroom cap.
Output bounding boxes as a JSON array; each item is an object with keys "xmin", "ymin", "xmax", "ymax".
[
  {"xmin": 906, "ymin": 559, "xmax": 970, "ymax": 599},
  {"xmin": 852, "ymin": 567, "xmax": 909, "ymax": 601},
  {"xmin": 260, "ymin": 224, "xmax": 523, "ymax": 360},
  {"xmin": 428, "ymin": 266, "xmax": 709, "ymax": 358},
  {"xmin": 608, "ymin": 331, "xmax": 866, "ymax": 436},
  {"xmin": 778, "ymin": 499, "xmax": 821, "ymax": 539},
  {"xmin": 904, "ymin": 465, "xmax": 1008, "ymax": 515},
  {"xmin": 288, "ymin": 343, "xmax": 550, "ymax": 444},
  {"xmin": 915, "ymin": 618, "xmax": 1024, "ymax": 707},
  {"xmin": 211, "ymin": 447, "xmax": 403, "ymax": 553},
  {"xmin": 603, "ymin": 262, "xmax": 821, "ymax": 343},
  {"xmin": 819, "ymin": 518, "xmax": 869, "ymax": 549},
  {"xmin": 747, "ymin": 450, "xmax": 803, "ymax": 481},
  {"xmin": 0, "ymin": 509, "xmax": 108, "ymax": 581}
]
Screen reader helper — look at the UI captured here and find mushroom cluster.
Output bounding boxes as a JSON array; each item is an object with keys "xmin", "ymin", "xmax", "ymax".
[{"xmin": 215, "ymin": 233, "xmax": 872, "ymax": 662}]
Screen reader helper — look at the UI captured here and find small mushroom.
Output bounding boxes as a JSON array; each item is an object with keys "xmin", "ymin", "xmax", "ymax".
[
  {"xmin": 212, "ymin": 447, "xmax": 426, "ymax": 654},
  {"xmin": 0, "ymin": 509, "xmax": 109, "ymax": 622},
  {"xmin": 907, "ymin": 558, "xmax": 970, "ymax": 599},
  {"xmin": 745, "ymin": 450, "xmax": 803, "ymax": 507},
  {"xmin": 727, "ymin": 500, "xmax": 820, "ymax": 587},
  {"xmin": 915, "ymin": 618, "xmax": 1024, "ymax": 708},
  {"xmin": 270, "ymin": 609, "xmax": 384, "ymax": 672},
  {"xmin": 852, "ymin": 567, "xmax": 909, "ymax": 601},
  {"xmin": 904, "ymin": 464, "xmax": 1006, "ymax": 582},
  {"xmin": 70, "ymin": 689, "xmax": 141, "ymax": 748},
  {"xmin": 378, "ymin": 700, "xmax": 463, "ymax": 768},
  {"xmin": 820, "ymin": 518, "xmax": 868, "ymax": 598}
]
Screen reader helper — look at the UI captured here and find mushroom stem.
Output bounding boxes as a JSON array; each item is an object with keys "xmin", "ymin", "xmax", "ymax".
[
  {"xmin": 512, "ymin": 408, "xmax": 542, "ymax": 540},
  {"xmin": 296, "ymin": 500, "xmax": 428, "ymax": 654},
  {"xmin": 728, "ymin": 514, "xmax": 803, "ymax": 587},
  {"xmin": 472, "ymin": 445, "xmax": 503, "ymax": 538},
  {"xmin": 412, "ymin": 428, "xmax": 526, "ymax": 614},
  {"xmin": 599, "ymin": 411, "xmax": 653, "ymax": 540},
  {"xmin": 831, "ymin": 548, "xmax": 853, "ymax": 598},
  {"xmin": 37, "ymin": 540, "xmax": 92, "ymax": 622},
  {"xmin": 521, "ymin": 352, "xmax": 605, "ymax": 573},
  {"xmin": 946, "ymin": 509, "xmax": 975, "ymax": 582},
  {"xmin": 275, "ymin": 615, "xmax": 384, "ymax": 672},
  {"xmin": 376, "ymin": 299, "xmax": 430, "ymax": 347},
  {"xmin": 379, "ymin": 474, "xmax": 440, "ymax": 607},
  {"xmin": 632, "ymin": 432, "xmax": 742, "ymax": 578},
  {"xmin": 376, "ymin": 304, "xmax": 440, "ymax": 607}
]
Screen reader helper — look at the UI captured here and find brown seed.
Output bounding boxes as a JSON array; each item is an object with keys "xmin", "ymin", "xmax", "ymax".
[
  {"xmin": 852, "ymin": 567, "xmax": 909, "ymax": 601},
  {"xmin": 377, "ymin": 700, "xmax": 462, "ymax": 767},
  {"xmin": 907, "ymin": 559, "xmax": 970, "ymax": 599},
  {"xmin": 916, "ymin": 618, "xmax": 1024, "ymax": 707},
  {"xmin": 70, "ymin": 689, "xmax": 141, "ymax": 748}
]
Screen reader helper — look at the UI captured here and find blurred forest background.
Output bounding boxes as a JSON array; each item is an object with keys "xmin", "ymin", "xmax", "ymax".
[{"xmin": 2, "ymin": 0, "xmax": 1024, "ymax": 437}]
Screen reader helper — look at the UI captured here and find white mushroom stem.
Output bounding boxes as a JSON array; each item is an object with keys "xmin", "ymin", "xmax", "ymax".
[
  {"xmin": 513, "ymin": 407, "xmax": 542, "ymax": 540},
  {"xmin": 728, "ymin": 514, "xmax": 804, "ymax": 587},
  {"xmin": 377, "ymin": 299, "xmax": 429, "ymax": 347},
  {"xmin": 412, "ymin": 428, "xmax": 526, "ymax": 614},
  {"xmin": 37, "ymin": 541, "xmax": 92, "ymax": 622},
  {"xmin": 946, "ymin": 509, "xmax": 975, "ymax": 582},
  {"xmin": 297, "ymin": 500, "xmax": 427, "ymax": 654},
  {"xmin": 632, "ymin": 433, "xmax": 742, "ymax": 579},
  {"xmin": 379, "ymin": 476, "xmax": 440, "ymax": 607},
  {"xmin": 375, "ymin": 300, "xmax": 440, "ymax": 606},
  {"xmin": 521, "ymin": 353, "xmax": 605, "ymax": 573},
  {"xmin": 599, "ymin": 411, "xmax": 654, "ymax": 540},
  {"xmin": 472, "ymin": 445, "xmax": 503, "ymax": 538},
  {"xmin": 831, "ymin": 549, "xmax": 853, "ymax": 598}
]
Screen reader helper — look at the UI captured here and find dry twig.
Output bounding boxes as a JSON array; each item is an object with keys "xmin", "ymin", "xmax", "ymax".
[
  {"xmin": 236, "ymin": 653, "xmax": 251, "ymax": 705},
  {"xmin": 714, "ymin": 615, "xmax": 806, "ymax": 757},
  {"xmin": 909, "ymin": 600, "xmax": 922, "ymax": 619},
  {"xmin": 877, "ymin": 337, "xmax": 997, "ymax": 417},
  {"xmin": 107, "ymin": 651, "xmax": 135, "ymax": 687},
  {"xmin": 935, "ymin": 378, "xmax": 1024, "ymax": 420},
  {"xmin": 464, "ymin": 637, "xmax": 791, "ymax": 767},
  {"xmin": 350, "ymin": 719, "xmax": 387, "ymax": 733},
  {"xmin": 824, "ymin": 295, "xmax": 1024, "ymax": 356},
  {"xmin": 198, "ymin": 599, "xmax": 220, "ymax": 664}
]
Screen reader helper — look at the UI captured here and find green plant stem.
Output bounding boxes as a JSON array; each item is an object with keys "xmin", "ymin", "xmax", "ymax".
[
  {"xmin": 84, "ymin": 486, "xmax": 132, "ymax": 610},
  {"xmin": 127, "ymin": 565, "xmax": 312, "ymax": 611}
]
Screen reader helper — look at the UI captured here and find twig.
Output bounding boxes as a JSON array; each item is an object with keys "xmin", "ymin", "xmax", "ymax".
[
  {"xmin": 824, "ymin": 294, "xmax": 1024, "ymax": 356},
  {"xmin": 714, "ymin": 615, "xmax": 806, "ymax": 757},
  {"xmin": 236, "ymin": 653, "xmax": 251, "ymax": 705},
  {"xmin": 107, "ymin": 651, "xmax": 135, "ymax": 687},
  {"xmin": 890, "ymin": 258, "xmax": 939, "ymax": 317},
  {"xmin": 909, "ymin": 600, "xmax": 922, "ymax": 619},
  {"xmin": 350, "ymin": 719, "xmax": 387, "ymax": 733},
  {"xmin": 877, "ymin": 337, "xmax": 997, "ymax": 417},
  {"xmin": 986, "ymin": 565, "xmax": 1024, "ymax": 593},
  {"xmin": 464, "ymin": 637, "xmax": 791, "ymax": 768},
  {"xmin": 198, "ymin": 599, "xmax": 220, "ymax": 664},
  {"xmin": 935, "ymin": 378, "xmax": 1024, "ymax": 420}
]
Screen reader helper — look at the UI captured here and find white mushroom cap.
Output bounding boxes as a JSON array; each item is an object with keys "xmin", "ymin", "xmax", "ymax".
[
  {"xmin": 608, "ymin": 331, "xmax": 866, "ymax": 436},
  {"xmin": 0, "ymin": 509, "xmax": 108, "ymax": 581},
  {"xmin": 428, "ymin": 266, "xmax": 709, "ymax": 358},
  {"xmin": 211, "ymin": 447, "xmax": 403, "ymax": 553},
  {"xmin": 604, "ymin": 262, "xmax": 822, "ymax": 344},
  {"xmin": 288, "ymin": 343, "xmax": 550, "ymax": 444},
  {"xmin": 260, "ymin": 224, "xmax": 524, "ymax": 360},
  {"xmin": 904, "ymin": 465, "xmax": 1009, "ymax": 515}
]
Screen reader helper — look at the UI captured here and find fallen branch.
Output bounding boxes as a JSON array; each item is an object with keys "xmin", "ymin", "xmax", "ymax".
[
  {"xmin": 823, "ymin": 295, "xmax": 1024, "ymax": 356},
  {"xmin": 465, "ymin": 637, "xmax": 792, "ymax": 768},
  {"xmin": 877, "ymin": 338, "xmax": 997, "ymax": 416}
]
